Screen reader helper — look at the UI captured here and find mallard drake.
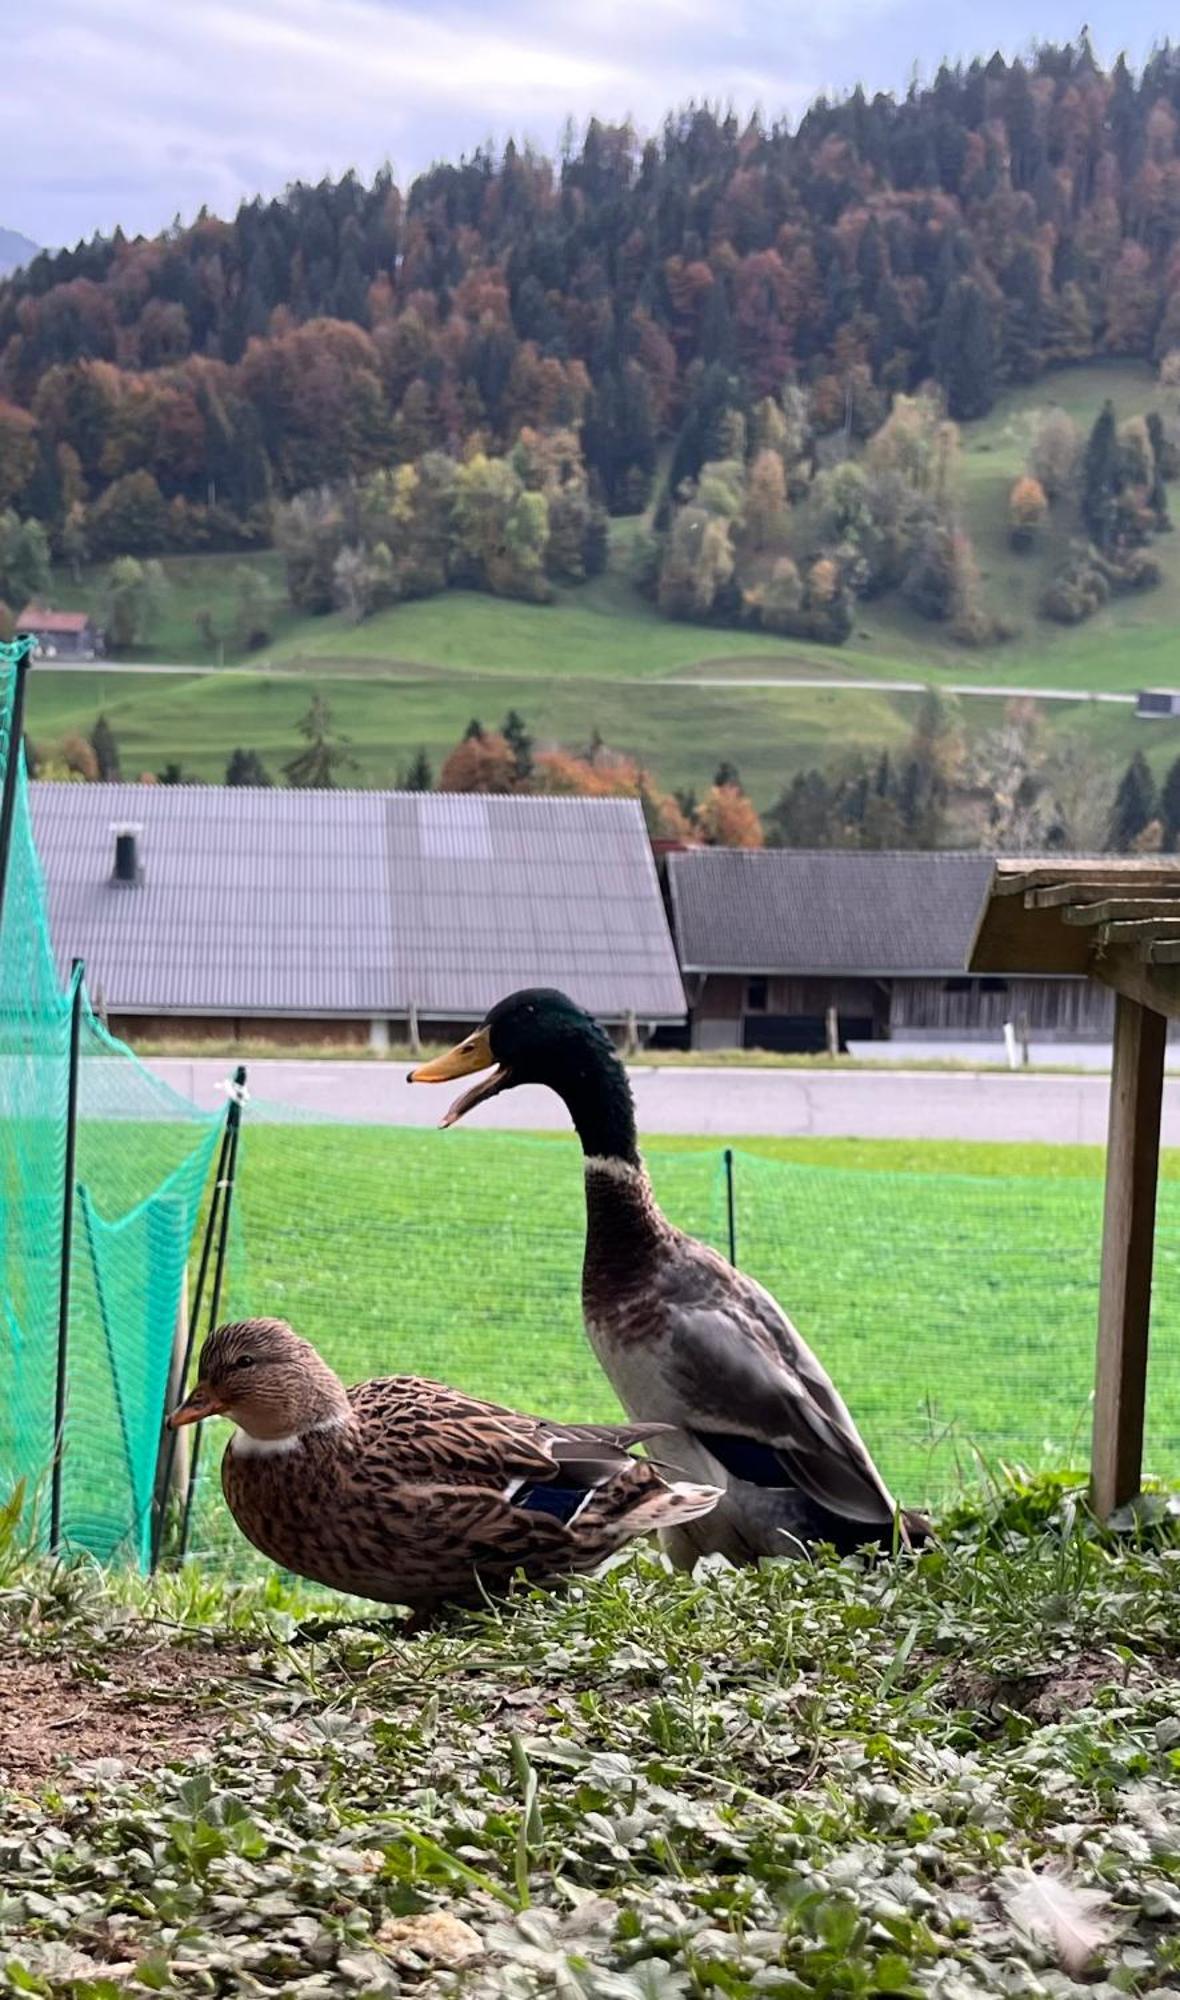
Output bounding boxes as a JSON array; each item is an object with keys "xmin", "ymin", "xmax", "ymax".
[
  {"xmin": 167, "ymin": 1316, "xmax": 721, "ymax": 1612},
  {"xmin": 411, "ymin": 990, "xmax": 927, "ymax": 1569}
]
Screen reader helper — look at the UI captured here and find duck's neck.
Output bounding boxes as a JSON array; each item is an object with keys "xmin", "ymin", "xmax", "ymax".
[
  {"xmin": 231, "ymin": 1411, "xmax": 350, "ymax": 1460},
  {"xmin": 554, "ymin": 1033, "xmax": 640, "ymax": 1166},
  {"xmin": 556, "ymin": 1033, "xmax": 667, "ymax": 1297}
]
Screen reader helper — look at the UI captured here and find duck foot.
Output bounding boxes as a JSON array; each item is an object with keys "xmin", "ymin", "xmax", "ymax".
[
  {"xmin": 288, "ymin": 1613, "xmax": 403, "ymax": 1647},
  {"xmin": 401, "ymin": 1604, "xmax": 455, "ymax": 1637}
]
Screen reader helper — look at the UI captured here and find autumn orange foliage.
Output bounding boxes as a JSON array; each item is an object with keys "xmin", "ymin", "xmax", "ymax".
[
  {"xmin": 437, "ymin": 730, "xmax": 517, "ymax": 793},
  {"xmin": 694, "ymin": 783, "xmax": 765, "ymax": 849}
]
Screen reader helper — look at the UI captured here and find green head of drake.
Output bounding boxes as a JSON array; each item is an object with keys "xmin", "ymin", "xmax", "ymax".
[{"xmin": 410, "ymin": 987, "xmax": 640, "ymax": 1165}]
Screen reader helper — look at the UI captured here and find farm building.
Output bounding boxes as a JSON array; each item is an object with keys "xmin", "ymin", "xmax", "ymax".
[
  {"xmin": 1136, "ymin": 689, "xmax": 1180, "ymax": 717},
  {"xmin": 28, "ymin": 784, "xmax": 686, "ymax": 1046},
  {"xmin": 664, "ymin": 848, "xmax": 1116, "ymax": 1050},
  {"xmin": 18, "ymin": 606, "xmax": 104, "ymax": 660}
]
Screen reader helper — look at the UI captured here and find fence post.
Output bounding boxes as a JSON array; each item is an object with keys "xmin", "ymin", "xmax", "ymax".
[
  {"xmin": 49, "ymin": 960, "xmax": 84, "ymax": 1554},
  {"xmin": 0, "ymin": 642, "xmax": 32, "ymax": 941},
  {"xmin": 150, "ymin": 1101, "xmax": 236, "ymax": 1570},
  {"xmin": 152, "ymin": 1266, "xmax": 191, "ymax": 1552},
  {"xmin": 1091, "ymin": 996, "xmax": 1165, "ymax": 1518},
  {"xmin": 723, "ymin": 1146, "xmax": 737, "ymax": 1266},
  {"xmin": 177, "ymin": 1065, "xmax": 247, "ymax": 1561}
]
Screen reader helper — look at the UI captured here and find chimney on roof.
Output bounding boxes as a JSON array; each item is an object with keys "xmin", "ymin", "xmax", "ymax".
[{"xmin": 111, "ymin": 823, "xmax": 143, "ymax": 886}]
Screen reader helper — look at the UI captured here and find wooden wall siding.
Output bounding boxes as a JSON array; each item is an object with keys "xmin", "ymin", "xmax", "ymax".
[
  {"xmin": 890, "ymin": 976, "xmax": 1116, "ymax": 1037},
  {"xmin": 113, "ymin": 1013, "xmax": 372, "ymax": 1047},
  {"xmin": 693, "ymin": 974, "xmax": 884, "ymax": 1020}
]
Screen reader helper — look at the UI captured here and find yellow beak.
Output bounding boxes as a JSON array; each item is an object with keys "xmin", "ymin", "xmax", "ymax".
[
  {"xmin": 409, "ymin": 1026, "xmax": 494, "ymax": 1084},
  {"xmin": 408, "ymin": 1027, "xmax": 512, "ymax": 1128}
]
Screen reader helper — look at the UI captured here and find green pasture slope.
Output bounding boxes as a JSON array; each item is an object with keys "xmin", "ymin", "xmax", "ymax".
[{"xmin": 26, "ymin": 361, "xmax": 1180, "ymax": 803}]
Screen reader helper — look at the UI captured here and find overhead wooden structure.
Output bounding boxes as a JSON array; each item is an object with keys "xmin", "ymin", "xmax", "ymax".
[{"xmin": 970, "ymin": 858, "xmax": 1180, "ymax": 1517}]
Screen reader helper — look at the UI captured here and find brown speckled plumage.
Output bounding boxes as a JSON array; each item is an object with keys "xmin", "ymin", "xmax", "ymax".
[{"xmin": 172, "ymin": 1319, "xmax": 720, "ymax": 1612}]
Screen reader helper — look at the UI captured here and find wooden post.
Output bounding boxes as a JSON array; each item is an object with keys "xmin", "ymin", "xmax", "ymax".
[
  {"xmin": 408, "ymin": 1002, "xmax": 421, "ymax": 1058},
  {"xmin": 1091, "ymin": 994, "xmax": 1167, "ymax": 1517},
  {"xmin": 825, "ymin": 1004, "xmax": 839, "ymax": 1058},
  {"xmin": 1017, "ymin": 1011, "xmax": 1031, "ymax": 1067}
]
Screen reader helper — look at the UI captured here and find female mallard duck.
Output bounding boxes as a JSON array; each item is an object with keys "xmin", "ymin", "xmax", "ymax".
[
  {"xmin": 167, "ymin": 1316, "xmax": 720, "ymax": 1613},
  {"xmin": 411, "ymin": 990, "xmax": 926, "ymax": 1569}
]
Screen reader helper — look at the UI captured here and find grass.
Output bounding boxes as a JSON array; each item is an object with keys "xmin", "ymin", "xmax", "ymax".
[
  {"xmin": 47, "ymin": 549, "xmax": 300, "ymax": 666},
  {"xmin": 3, "ymin": 1476, "xmax": 1180, "ymax": 1996},
  {"xmin": 154, "ymin": 1124, "xmax": 1180, "ymax": 1551},
  {"xmin": 24, "ymin": 361, "xmax": 1180, "ymax": 803},
  {"xmin": 24, "ymin": 662, "xmax": 923, "ymax": 802}
]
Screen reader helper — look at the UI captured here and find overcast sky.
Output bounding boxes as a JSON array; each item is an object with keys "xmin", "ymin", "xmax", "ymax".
[{"xmin": 4, "ymin": 0, "xmax": 1173, "ymax": 251}]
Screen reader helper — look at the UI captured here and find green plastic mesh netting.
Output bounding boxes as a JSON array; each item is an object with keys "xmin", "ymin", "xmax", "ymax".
[
  {"xmin": 180, "ymin": 1105, "xmax": 1180, "ymax": 1557},
  {"xmin": 0, "ymin": 647, "xmax": 222, "ymax": 1566}
]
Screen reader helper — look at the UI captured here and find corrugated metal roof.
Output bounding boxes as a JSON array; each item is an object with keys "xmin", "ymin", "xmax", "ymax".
[
  {"xmin": 666, "ymin": 849, "xmax": 996, "ymax": 975},
  {"xmin": 20, "ymin": 606, "xmax": 93, "ymax": 633},
  {"xmin": 29, "ymin": 785, "xmax": 686, "ymax": 1022}
]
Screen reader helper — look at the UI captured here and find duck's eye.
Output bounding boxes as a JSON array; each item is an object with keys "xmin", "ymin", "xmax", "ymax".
[{"xmin": 234, "ymin": 1354, "xmax": 255, "ymax": 1371}]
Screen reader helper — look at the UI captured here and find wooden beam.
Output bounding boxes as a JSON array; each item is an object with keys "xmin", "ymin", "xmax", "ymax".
[
  {"xmin": 1097, "ymin": 918, "xmax": 1180, "ymax": 948},
  {"xmin": 1092, "ymin": 951, "xmax": 1180, "ymax": 1018},
  {"xmin": 970, "ymin": 894, "xmax": 1096, "ymax": 974},
  {"xmin": 1091, "ymin": 994, "xmax": 1167, "ymax": 1519},
  {"xmin": 997, "ymin": 860, "xmax": 1180, "ymax": 897},
  {"xmin": 1027, "ymin": 883, "xmax": 1131, "ymax": 909},
  {"xmin": 1063, "ymin": 897, "xmax": 1180, "ymax": 927}
]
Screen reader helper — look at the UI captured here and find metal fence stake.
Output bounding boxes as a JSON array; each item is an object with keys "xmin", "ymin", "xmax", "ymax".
[
  {"xmin": 177, "ymin": 1066, "xmax": 247, "ymax": 1562},
  {"xmin": 49, "ymin": 961, "xmax": 84, "ymax": 1553}
]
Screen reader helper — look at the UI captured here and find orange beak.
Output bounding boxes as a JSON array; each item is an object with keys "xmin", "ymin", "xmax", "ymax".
[
  {"xmin": 167, "ymin": 1380, "xmax": 226, "ymax": 1429},
  {"xmin": 408, "ymin": 1026, "xmax": 512, "ymax": 1128}
]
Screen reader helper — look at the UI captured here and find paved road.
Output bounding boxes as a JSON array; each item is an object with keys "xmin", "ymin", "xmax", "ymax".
[
  {"xmin": 145, "ymin": 1056, "xmax": 1180, "ymax": 1146},
  {"xmin": 44, "ymin": 659, "xmax": 1143, "ymax": 706},
  {"xmin": 670, "ymin": 676, "xmax": 1138, "ymax": 705}
]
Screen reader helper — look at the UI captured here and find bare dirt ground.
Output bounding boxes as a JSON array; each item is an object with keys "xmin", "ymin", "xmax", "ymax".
[
  {"xmin": 0, "ymin": 1641, "xmax": 247, "ymax": 1780},
  {"xmin": 940, "ymin": 1646, "xmax": 1180, "ymax": 1729}
]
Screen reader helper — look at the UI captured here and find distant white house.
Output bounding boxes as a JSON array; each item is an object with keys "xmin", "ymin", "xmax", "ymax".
[{"xmin": 19, "ymin": 606, "xmax": 104, "ymax": 661}]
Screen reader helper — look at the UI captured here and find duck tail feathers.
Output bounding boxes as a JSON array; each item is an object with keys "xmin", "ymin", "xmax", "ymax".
[{"xmin": 609, "ymin": 1476, "xmax": 722, "ymax": 1544}]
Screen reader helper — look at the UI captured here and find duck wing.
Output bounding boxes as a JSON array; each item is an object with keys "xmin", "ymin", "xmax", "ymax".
[
  {"xmin": 656, "ymin": 1239, "xmax": 898, "ymax": 1528},
  {"xmin": 350, "ymin": 1377, "xmax": 672, "ymax": 1512}
]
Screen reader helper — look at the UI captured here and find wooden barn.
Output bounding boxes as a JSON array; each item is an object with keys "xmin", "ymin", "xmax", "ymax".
[
  {"xmin": 28, "ymin": 783, "xmax": 686, "ymax": 1048},
  {"xmin": 664, "ymin": 849, "xmax": 1117, "ymax": 1051}
]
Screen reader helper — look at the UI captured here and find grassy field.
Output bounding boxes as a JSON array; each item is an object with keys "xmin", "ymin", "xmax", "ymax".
[
  {"xmin": 23, "ymin": 360, "xmax": 1180, "ymax": 803},
  {"xmin": 4, "ymin": 1480, "xmax": 1180, "ymax": 1996},
  {"xmin": 160, "ymin": 1124, "xmax": 1180, "ymax": 1551},
  {"xmin": 25, "ymin": 661, "xmax": 925, "ymax": 801},
  {"xmin": 47, "ymin": 549, "xmax": 300, "ymax": 666}
]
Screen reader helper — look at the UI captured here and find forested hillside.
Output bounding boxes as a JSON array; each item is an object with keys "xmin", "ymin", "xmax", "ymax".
[{"xmin": 3, "ymin": 37, "xmax": 1180, "ymax": 564}]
